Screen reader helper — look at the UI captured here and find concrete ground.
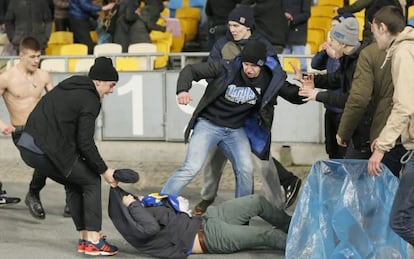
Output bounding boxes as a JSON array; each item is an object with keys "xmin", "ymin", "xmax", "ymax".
[{"xmin": 0, "ymin": 139, "xmax": 320, "ymax": 259}]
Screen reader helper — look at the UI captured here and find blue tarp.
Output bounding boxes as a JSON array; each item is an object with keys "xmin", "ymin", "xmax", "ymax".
[{"xmin": 286, "ymin": 159, "xmax": 407, "ymax": 259}]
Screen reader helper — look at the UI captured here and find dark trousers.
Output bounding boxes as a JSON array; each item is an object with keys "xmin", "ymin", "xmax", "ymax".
[
  {"xmin": 54, "ymin": 18, "xmax": 71, "ymax": 31},
  {"xmin": 12, "ymin": 128, "xmax": 46, "ymax": 193},
  {"xmin": 272, "ymin": 157, "xmax": 297, "ymax": 188},
  {"xmin": 19, "ymin": 148, "xmax": 102, "ymax": 231},
  {"xmin": 69, "ymin": 18, "xmax": 95, "ymax": 54},
  {"xmin": 325, "ymin": 110, "xmax": 347, "ymax": 159}
]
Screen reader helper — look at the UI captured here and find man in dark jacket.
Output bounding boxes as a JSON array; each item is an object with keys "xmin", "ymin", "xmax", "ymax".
[
  {"xmin": 161, "ymin": 40, "xmax": 303, "ymax": 203},
  {"xmin": 109, "ymin": 186, "xmax": 291, "ymax": 258},
  {"xmin": 17, "ymin": 57, "xmax": 120, "ymax": 256},
  {"xmin": 197, "ymin": 5, "xmax": 303, "ymax": 215},
  {"xmin": 4, "ymin": 0, "xmax": 52, "ymax": 54}
]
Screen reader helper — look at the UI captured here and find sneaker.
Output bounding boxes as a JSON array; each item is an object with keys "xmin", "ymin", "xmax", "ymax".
[
  {"xmin": 84, "ymin": 238, "xmax": 118, "ymax": 256},
  {"xmin": 0, "ymin": 190, "xmax": 21, "ymax": 205},
  {"xmin": 194, "ymin": 199, "xmax": 214, "ymax": 215},
  {"xmin": 77, "ymin": 239, "xmax": 86, "ymax": 253},
  {"xmin": 25, "ymin": 191, "xmax": 46, "ymax": 219},
  {"xmin": 284, "ymin": 178, "xmax": 302, "ymax": 208}
]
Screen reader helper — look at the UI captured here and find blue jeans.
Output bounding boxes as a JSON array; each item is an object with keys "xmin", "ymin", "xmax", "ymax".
[
  {"xmin": 390, "ymin": 150, "xmax": 414, "ymax": 245},
  {"xmin": 161, "ymin": 118, "xmax": 254, "ymax": 197},
  {"xmin": 283, "ymin": 45, "xmax": 307, "ymax": 71}
]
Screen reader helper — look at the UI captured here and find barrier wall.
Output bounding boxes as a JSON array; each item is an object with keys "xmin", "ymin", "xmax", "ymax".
[{"xmin": 0, "ymin": 71, "xmax": 325, "ymax": 143}]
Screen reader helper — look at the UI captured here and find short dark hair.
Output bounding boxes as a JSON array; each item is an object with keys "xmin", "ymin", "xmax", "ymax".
[
  {"xmin": 373, "ymin": 6, "xmax": 406, "ymax": 35},
  {"xmin": 19, "ymin": 37, "xmax": 41, "ymax": 54}
]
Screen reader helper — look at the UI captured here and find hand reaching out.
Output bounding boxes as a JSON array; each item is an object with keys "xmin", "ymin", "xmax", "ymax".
[{"xmin": 177, "ymin": 92, "xmax": 193, "ymax": 105}]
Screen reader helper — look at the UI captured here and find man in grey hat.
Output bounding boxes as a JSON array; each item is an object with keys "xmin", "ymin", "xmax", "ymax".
[{"xmin": 16, "ymin": 57, "xmax": 122, "ymax": 256}]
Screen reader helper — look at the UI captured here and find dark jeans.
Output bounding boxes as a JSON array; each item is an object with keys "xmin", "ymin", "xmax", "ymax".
[
  {"xmin": 345, "ymin": 144, "xmax": 405, "ymax": 178},
  {"xmin": 325, "ymin": 110, "xmax": 346, "ymax": 159},
  {"xmin": 19, "ymin": 147, "xmax": 102, "ymax": 231},
  {"xmin": 272, "ymin": 157, "xmax": 298, "ymax": 188},
  {"xmin": 69, "ymin": 18, "xmax": 95, "ymax": 54},
  {"xmin": 12, "ymin": 128, "xmax": 46, "ymax": 193},
  {"xmin": 54, "ymin": 18, "xmax": 71, "ymax": 31},
  {"xmin": 390, "ymin": 150, "xmax": 414, "ymax": 245}
]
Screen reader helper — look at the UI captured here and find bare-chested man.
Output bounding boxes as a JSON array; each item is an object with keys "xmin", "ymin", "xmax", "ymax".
[{"xmin": 0, "ymin": 36, "xmax": 59, "ymax": 218}]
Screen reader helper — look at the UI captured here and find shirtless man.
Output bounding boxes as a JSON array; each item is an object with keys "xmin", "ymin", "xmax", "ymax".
[{"xmin": 0, "ymin": 36, "xmax": 56, "ymax": 219}]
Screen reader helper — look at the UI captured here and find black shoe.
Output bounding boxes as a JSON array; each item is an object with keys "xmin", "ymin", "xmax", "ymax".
[
  {"xmin": 284, "ymin": 178, "xmax": 302, "ymax": 208},
  {"xmin": 194, "ymin": 199, "xmax": 214, "ymax": 215},
  {"xmin": 63, "ymin": 204, "xmax": 71, "ymax": 217},
  {"xmin": 25, "ymin": 191, "xmax": 45, "ymax": 219},
  {"xmin": 0, "ymin": 190, "xmax": 21, "ymax": 205}
]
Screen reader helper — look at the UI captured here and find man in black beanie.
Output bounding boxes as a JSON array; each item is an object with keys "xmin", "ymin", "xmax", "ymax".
[
  {"xmin": 16, "ymin": 56, "xmax": 123, "ymax": 255},
  {"xmin": 161, "ymin": 40, "xmax": 304, "ymax": 206}
]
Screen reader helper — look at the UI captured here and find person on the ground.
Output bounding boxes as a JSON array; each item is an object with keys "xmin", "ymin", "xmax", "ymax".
[
  {"xmin": 0, "ymin": 37, "xmax": 66, "ymax": 219},
  {"xmin": 366, "ymin": 6, "xmax": 414, "ymax": 245},
  {"xmin": 197, "ymin": 5, "xmax": 302, "ymax": 214},
  {"xmin": 109, "ymin": 186, "xmax": 291, "ymax": 258},
  {"xmin": 17, "ymin": 57, "xmax": 120, "ymax": 256},
  {"xmin": 161, "ymin": 40, "xmax": 304, "ymax": 210}
]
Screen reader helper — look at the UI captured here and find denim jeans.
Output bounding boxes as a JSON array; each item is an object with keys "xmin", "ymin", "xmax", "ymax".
[
  {"xmin": 202, "ymin": 195, "xmax": 291, "ymax": 252},
  {"xmin": 390, "ymin": 150, "xmax": 414, "ymax": 245},
  {"xmin": 283, "ymin": 45, "xmax": 307, "ymax": 71},
  {"xmin": 199, "ymin": 147, "xmax": 284, "ymax": 208},
  {"xmin": 161, "ymin": 118, "xmax": 254, "ymax": 197}
]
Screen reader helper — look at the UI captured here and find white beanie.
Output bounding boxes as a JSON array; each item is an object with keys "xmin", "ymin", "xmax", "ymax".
[{"xmin": 330, "ymin": 17, "xmax": 360, "ymax": 46}]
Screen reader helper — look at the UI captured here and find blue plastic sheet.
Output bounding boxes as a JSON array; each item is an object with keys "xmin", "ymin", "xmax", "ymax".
[{"xmin": 286, "ymin": 159, "xmax": 407, "ymax": 259}]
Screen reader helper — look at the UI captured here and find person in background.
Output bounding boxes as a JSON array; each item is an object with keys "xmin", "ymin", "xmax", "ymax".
[
  {"xmin": 69, "ymin": 0, "xmax": 115, "ymax": 54},
  {"xmin": 282, "ymin": 0, "xmax": 311, "ymax": 72},
  {"xmin": 310, "ymin": 13, "xmax": 355, "ymax": 159},
  {"xmin": 53, "ymin": 0, "xmax": 70, "ymax": 31},
  {"xmin": 17, "ymin": 57, "xmax": 121, "ymax": 255},
  {"xmin": 366, "ymin": 5, "xmax": 414, "ymax": 246},
  {"xmin": 4, "ymin": 0, "xmax": 52, "ymax": 54}
]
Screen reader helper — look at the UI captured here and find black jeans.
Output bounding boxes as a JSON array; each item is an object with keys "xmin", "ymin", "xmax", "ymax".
[
  {"xmin": 12, "ymin": 128, "xmax": 46, "ymax": 193},
  {"xmin": 69, "ymin": 18, "xmax": 95, "ymax": 54},
  {"xmin": 19, "ymin": 147, "xmax": 102, "ymax": 231}
]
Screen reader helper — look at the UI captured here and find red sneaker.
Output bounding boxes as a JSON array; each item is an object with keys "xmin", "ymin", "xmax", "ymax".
[
  {"xmin": 84, "ymin": 238, "xmax": 118, "ymax": 256},
  {"xmin": 77, "ymin": 239, "xmax": 86, "ymax": 253}
]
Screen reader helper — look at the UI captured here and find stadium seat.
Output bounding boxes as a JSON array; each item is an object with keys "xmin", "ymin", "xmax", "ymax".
[
  {"xmin": 93, "ymin": 43, "xmax": 122, "ymax": 56},
  {"xmin": 40, "ymin": 59, "xmax": 66, "ymax": 72},
  {"xmin": 317, "ymin": 0, "xmax": 343, "ymax": 7},
  {"xmin": 307, "ymin": 16, "xmax": 332, "ymax": 40},
  {"xmin": 282, "ymin": 57, "xmax": 301, "ymax": 73},
  {"xmin": 46, "ymin": 31, "xmax": 74, "ymax": 55},
  {"xmin": 74, "ymin": 58, "xmax": 95, "ymax": 72},
  {"xmin": 175, "ymin": 7, "xmax": 200, "ymax": 42},
  {"xmin": 117, "ymin": 43, "xmax": 158, "ymax": 71},
  {"xmin": 115, "ymin": 57, "xmax": 140, "ymax": 71},
  {"xmin": 59, "ymin": 43, "xmax": 88, "ymax": 72},
  {"xmin": 307, "ymin": 28, "xmax": 326, "ymax": 54},
  {"xmin": 311, "ymin": 5, "xmax": 338, "ymax": 18}
]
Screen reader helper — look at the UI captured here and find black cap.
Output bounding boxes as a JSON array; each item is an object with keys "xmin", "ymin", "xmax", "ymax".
[
  {"xmin": 88, "ymin": 57, "xmax": 119, "ymax": 81},
  {"xmin": 113, "ymin": 169, "xmax": 139, "ymax": 183},
  {"xmin": 228, "ymin": 5, "xmax": 254, "ymax": 28},
  {"xmin": 241, "ymin": 40, "xmax": 267, "ymax": 66}
]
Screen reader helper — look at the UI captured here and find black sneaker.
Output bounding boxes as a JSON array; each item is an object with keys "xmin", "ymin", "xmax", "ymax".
[
  {"xmin": 194, "ymin": 199, "xmax": 214, "ymax": 215},
  {"xmin": 0, "ymin": 190, "xmax": 21, "ymax": 205},
  {"xmin": 284, "ymin": 178, "xmax": 302, "ymax": 208},
  {"xmin": 25, "ymin": 191, "xmax": 45, "ymax": 219},
  {"xmin": 63, "ymin": 204, "xmax": 71, "ymax": 217}
]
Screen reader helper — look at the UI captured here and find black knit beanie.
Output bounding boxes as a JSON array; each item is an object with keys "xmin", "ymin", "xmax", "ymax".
[
  {"xmin": 227, "ymin": 5, "xmax": 254, "ymax": 28},
  {"xmin": 241, "ymin": 40, "xmax": 267, "ymax": 66},
  {"xmin": 88, "ymin": 57, "xmax": 119, "ymax": 81}
]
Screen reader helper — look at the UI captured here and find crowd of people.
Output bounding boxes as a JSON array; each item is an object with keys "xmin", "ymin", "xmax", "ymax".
[{"xmin": 1, "ymin": 0, "xmax": 414, "ymax": 258}]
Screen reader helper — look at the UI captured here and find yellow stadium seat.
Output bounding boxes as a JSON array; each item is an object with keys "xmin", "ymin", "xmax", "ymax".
[
  {"xmin": 318, "ymin": 0, "xmax": 343, "ymax": 7},
  {"xmin": 307, "ymin": 28, "xmax": 326, "ymax": 54},
  {"xmin": 74, "ymin": 58, "xmax": 95, "ymax": 72},
  {"xmin": 153, "ymin": 40, "xmax": 170, "ymax": 69},
  {"xmin": 115, "ymin": 57, "xmax": 140, "ymax": 71},
  {"xmin": 307, "ymin": 16, "xmax": 332, "ymax": 40},
  {"xmin": 46, "ymin": 31, "xmax": 74, "ymax": 55},
  {"xmin": 90, "ymin": 30, "xmax": 98, "ymax": 44},
  {"xmin": 408, "ymin": 5, "xmax": 414, "ymax": 19},
  {"xmin": 356, "ymin": 16, "xmax": 364, "ymax": 41},
  {"xmin": 59, "ymin": 43, "xmax": 88, "ymax": 72},
  {"xmin": 311, "ymin": 5, "xmax": 338, "ymax": 18},
  {"xmin": 282, "ymin": 57, "xmax": 301, "ymax": 73}
]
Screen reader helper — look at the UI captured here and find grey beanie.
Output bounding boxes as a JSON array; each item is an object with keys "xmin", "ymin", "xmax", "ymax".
[{"xmin": 330, "ymin": 17, "xmax": 360, "ymax": 46}]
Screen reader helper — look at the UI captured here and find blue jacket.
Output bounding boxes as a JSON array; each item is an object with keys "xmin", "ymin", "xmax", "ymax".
[
  {"xmin": 69, "ymin": 0, "xmax": 101, "ymax": 20},
  {"xmin": 177, "ymin": 56, "xmax": 304, "ymax": 159}
]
